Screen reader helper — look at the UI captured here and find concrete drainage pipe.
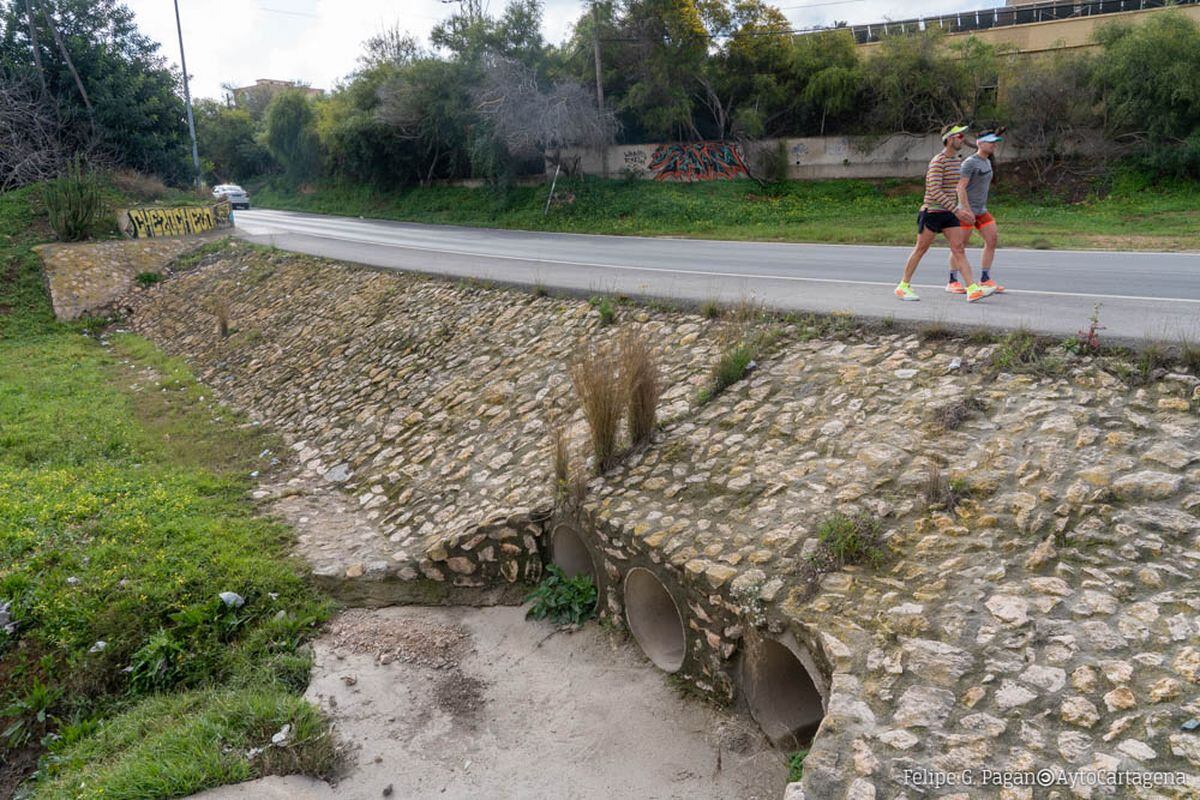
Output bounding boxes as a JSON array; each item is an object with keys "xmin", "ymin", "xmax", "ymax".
[
  {"xmin": 741, "ymin": 634, "xmax": 828, "ymax": 747},
  {"xmin": 623, "ymin": 567, "xmax": 686, "ymax": 673},
  {"xmin": 550, "ymin": 522, "xmax": 596, "ymax": 582}
]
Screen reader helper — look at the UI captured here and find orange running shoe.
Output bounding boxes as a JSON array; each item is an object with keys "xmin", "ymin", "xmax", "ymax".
[
  {"xmin": 980, "ymin": 279, "xmax": 1005, "ymax": 293},
  {"xmin": 945, "ymin": 280, "xmax": 966, "ymax": 294}
]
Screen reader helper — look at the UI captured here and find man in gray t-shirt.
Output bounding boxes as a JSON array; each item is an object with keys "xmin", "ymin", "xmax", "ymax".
[{"xmin": 947, "ymin": 130, "xmax": 1005, "ymax": 293}]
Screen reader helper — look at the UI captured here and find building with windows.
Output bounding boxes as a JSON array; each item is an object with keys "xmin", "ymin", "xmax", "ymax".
[{"xmin": 855, "ymin": 0, "xmax": 1200, "ymax": 55}]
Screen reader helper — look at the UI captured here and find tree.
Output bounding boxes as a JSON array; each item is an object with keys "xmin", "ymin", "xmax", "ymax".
[
  {"xmin": 194, "ymin": 100, "xmax": 272, "ymax": 183},
  {"xmin": 359, "ymin": 24, "xmax": 423, "ymax": 70},
  {"xmin": 263, "ymin": 89, "xmax": 320, "ymax": 183},
  {"xmin": 700, "ymin": 0, "xmax": 793, "ymax": 139},
  {"xmin": 376, "ymin": 58, "xmax": 475, "ymax": 185},
  {"xmin": 316, "ymin": 62, "xmax": 418, "ymax": 186},
  {"xmin": 0, "ymin": 76, "xmax": 72, "ymax": 188},
  {"xmin": 0, "ymin": 0, "xmax": 190, "ymax": 182},
  {"xmin": 861, "ymin": 29, "xmax": 979, "ymax": 133},
  {"xmin": 1003, "ymin": 53, "xmax": 1100, "ymax": 181},
  {"xmin": 474, "ymin": 55, "xmax": 619, "ymax": 175},
  {"xmin": 785, "ymin": 29, "xmax": 862, "ymax": 136},
  {"xmin": 1093, "ymin": 10, "xmax": 1200, "ymax": 142}
]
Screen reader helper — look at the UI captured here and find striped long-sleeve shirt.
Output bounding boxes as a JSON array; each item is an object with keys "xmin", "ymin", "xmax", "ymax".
[{"xmin": 921, "ymin": 151, "xmax": 963, "ymax": 213}]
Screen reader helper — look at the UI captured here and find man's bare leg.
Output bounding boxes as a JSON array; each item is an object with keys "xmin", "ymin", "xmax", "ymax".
[
  {"xmin": 901, "ymin": 229, "xmax": 936, "ymax": 284},
  {"xmin": 946, "ymin": 227, "xmax": 976, "ymax": 287},
  {"xmin": 980, "ymin": 221, "xmax": 997, "ymax": 270}
]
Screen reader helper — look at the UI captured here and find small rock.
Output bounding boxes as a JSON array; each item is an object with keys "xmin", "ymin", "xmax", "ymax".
[
  {"xmin": 218, "ymin": 591, "xmax": 245, "ymax": 608},
  {"xmin": 270, "ymin": 723, "xmax": 291, "ymax": 745},
  {"xmin": 1061, "ymin": 696, "xmax": 1101, "ymax": 728},
  {"xmin": 1103, "ymin": 687, "xmax": 1136, "ymax": 712},
  {"xmin": 985, "ymin": 594, "xmax": 1030, "ymax": 627}
]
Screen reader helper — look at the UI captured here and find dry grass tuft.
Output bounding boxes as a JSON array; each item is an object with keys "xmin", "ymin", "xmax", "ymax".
[
  {"xmin": 929, "ymin": 394, "xmax": 984, "ymax": 431},
  {"xmin": 620, "ymin": 329, "xmax": 661, "ymax": 446},
  {"xmin": 569, "ymin": 340, "xmax": 624, "ymax": 473},
  {"xmin": 208, "ymin": 296, "xmax": 231, "ymax": 338},
  {"xmin": 108, "ymin": 168, "xmax": 170, "ymax": 201}
]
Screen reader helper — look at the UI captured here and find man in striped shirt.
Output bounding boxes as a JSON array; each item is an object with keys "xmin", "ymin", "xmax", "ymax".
[{"xmin": 894, "ymin": 124, "xmax": 996, "ymax": 303}]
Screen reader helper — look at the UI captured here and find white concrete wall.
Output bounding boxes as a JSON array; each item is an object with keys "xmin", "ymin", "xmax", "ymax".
[{"xmin": 555, "ymin": 130, "xmax": 1117, "ymax": 182}]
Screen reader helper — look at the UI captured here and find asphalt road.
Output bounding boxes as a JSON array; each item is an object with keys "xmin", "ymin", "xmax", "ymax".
[{"xmin": 234, "ymin": 208, "xmax": 1200, "ymax": 344}]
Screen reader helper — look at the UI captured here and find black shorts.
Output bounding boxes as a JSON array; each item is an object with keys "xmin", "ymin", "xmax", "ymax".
[{"xmin": 917, "ymin": 210, "xmax": 959, "ymax": 234}]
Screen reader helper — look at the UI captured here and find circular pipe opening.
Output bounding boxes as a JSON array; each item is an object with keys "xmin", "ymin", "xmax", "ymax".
[
  {"xmin": 741, "ymin": 636, "xmax": 826, "ymax": 746},
  {"xmin": 550, "ymin": 523, "xmax": 595, "ymax": 582},
  {"xmin": 623, "ymin": 567, "xmax": 686, "ymax": 673}
]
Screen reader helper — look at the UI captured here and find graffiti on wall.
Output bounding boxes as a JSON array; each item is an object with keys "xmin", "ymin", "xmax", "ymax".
[
  {"xmin": 124, "ymin": 203, "xmax": 233, "ymax": 239},
  {"xmin": 647, "ymin": 142, "xmax": 749, "ymax": 181},
  {"xmin": 622, "ymin": 149, "xmax": 648, "ymax": 169}
]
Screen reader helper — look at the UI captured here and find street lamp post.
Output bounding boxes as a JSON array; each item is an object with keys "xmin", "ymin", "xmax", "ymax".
[{"xmin": 173, "ymin": 0, "xmax": 202, "ymax": 188}]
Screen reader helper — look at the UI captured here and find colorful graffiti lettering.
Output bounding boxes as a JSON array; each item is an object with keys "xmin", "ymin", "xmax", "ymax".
[
  {"xmin": 125, "ymin": 203, "xmax": 233, "ymax": 239},
  {"xmin": 647, "ymin": 142, "xmax": 749, "ymax": 182}
]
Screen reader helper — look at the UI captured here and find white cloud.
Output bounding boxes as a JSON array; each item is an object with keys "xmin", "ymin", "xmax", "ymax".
[{"xmin": 126, "ymin": 0, "xmax": 1002, "ymax": 100}]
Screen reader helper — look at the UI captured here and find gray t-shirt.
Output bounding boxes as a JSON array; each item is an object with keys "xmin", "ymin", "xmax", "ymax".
[{"xmin": 960, "ymin": 154, "xmax": 993, "ymax": 214}]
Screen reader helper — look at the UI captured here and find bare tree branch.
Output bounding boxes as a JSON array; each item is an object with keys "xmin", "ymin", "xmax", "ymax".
[
  {"xmin": 473, "ymin": 55, "xmax": 619, "ymax": 166},
  {"xmin": 0, "ymin": 77, "xmax": 73, "ymax": 189}
]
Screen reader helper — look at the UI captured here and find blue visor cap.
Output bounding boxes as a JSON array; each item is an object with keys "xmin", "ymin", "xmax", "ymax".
[{"xmin": 977, "ymin": 133, "xmax": 1004, "ymax": 143}]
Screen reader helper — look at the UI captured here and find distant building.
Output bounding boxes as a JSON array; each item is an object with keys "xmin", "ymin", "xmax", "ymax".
[
  {"xmin": 854, "ymin": 0, "xmax": 1200, "ymax": 56},
  {"xmin": 227, "ymin": 79, "xmax": 323, "ymax": 110}
]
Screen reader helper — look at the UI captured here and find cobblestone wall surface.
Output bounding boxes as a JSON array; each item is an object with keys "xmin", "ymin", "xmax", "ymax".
[
  {"xmin": 37, "ymin": 238, "xmax": 203, "ymax": 320},
  {"xmin": 124, "ymin": 244, "xmax": 1200, "ymax": 799}
]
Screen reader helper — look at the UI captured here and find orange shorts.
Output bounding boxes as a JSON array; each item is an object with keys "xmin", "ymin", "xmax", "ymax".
[{"xmin": 961, "ymin": 211, "xmax": 996, "ymax": 230}]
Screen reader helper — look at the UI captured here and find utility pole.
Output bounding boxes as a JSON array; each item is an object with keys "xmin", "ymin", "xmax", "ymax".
[
  {"xmin": 590, "ymin": 2, "xmax": 604, "ymax": 113},
  {"xmin": 174, "ymin": 0, "xmax": 202, "ymax": 188},
  {"xmin": 590, "ymin": 2, "xmax": 608, "ymax": 177}
]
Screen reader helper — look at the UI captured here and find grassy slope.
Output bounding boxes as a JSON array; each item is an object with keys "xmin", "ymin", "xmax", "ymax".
[
  {"xmin": 253, "ymin": 175, "xmax": 1200, "ymax": 252},
  {"xmin": 0, "ymin": 187, "xmax": 335, "ymax": 799}
]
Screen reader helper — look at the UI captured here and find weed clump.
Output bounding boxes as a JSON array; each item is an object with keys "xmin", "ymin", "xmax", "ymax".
[
  {"xmin": 569, "ymin": 340, "xmax": 624, "ymax": 472},
  {"xmin": 525, "ymin": 565, "xmax": 597, "ymax": 626},
  {"xmin": 918, "ymin": 320, "xmax": 955, "ymax": 342},
  {"xmin": 589, "ymin": 295, "xmax": 616, "ymax": 327},
  {"xmin": 990, "ymin": 328, "xmax": 1063, "ymax": 376},
  {"xmin": 923, "ymin": 466, "xmax": 970, "ymax": 512},
  {"xmin": 929, "ymin": 394, "xmax": 984, "ymax": 431},
  {"xmin": 621, "ymin": 330, "xmax": 661, "ymax": 446},
  {"xmin": 43, "ymin": 159, "xmax": 104, "ymax": 242},
  {"xmin": 136, "ymin": 271, "xmax": 163, "ymax": 287},
  {"xmin": 812, "ymin": 514, "xmax": 885, "ymax": 570},
  {"xmin": 699, "ymin": 302, "xmax": 778, "ymax": 404}
]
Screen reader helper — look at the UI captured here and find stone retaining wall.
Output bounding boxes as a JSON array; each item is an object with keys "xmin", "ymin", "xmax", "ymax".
[
  {"xmin": 36, "ymin": 237, "xmax": 206, "ymax": 321},
  {"xmin": 123, "ymin": 243, "xmax": 1200, "ymax": 799}
]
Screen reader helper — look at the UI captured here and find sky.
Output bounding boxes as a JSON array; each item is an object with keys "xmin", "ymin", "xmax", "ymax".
[{"xmin": 126, "ymin": 0, "xmax": 1003, "ymax": 101}]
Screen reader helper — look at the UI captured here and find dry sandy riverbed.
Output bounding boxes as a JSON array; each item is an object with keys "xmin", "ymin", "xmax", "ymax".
[{"xmin": 189, "ymin": 605, "xmax": 789, "ymax": 800}]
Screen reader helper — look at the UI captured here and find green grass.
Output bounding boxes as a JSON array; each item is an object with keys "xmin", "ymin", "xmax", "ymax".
[
  {"xmin": 252, "ymin": 175, "xmax": 1200, "ymax": 251},
  {"xmin": 0, "ymin": 186, "xmax": 334, "ymax": 798}
]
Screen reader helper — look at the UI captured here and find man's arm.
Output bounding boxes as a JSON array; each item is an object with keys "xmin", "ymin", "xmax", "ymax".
[
  {"xmin": 925, "ymin": 159, "xmax": 960, "ymax": 212},
  {"xmin": 955, "ymin": 175, "xmax": 975, "ymax": 224}
]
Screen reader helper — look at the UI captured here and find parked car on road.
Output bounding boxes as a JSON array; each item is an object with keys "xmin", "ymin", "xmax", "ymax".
[{"xmin": 212, "ymin": 184, "xmax": 251, "ymax": 209}]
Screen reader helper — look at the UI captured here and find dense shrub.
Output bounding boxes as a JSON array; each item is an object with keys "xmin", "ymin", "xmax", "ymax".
[{"xmin": 42, "ymin": 159, "xmax": 104, "ymax": 241}]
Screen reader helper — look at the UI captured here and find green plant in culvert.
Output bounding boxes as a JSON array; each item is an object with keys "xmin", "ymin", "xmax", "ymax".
[
  {"xmin": 787, "ymin": 749, "xmax": 809, "ymax": 782},
  {"xmin": 42, "ymin": 158, "xmax": 105, "ymax": 242},
  {"xmin": 525, "ymin": 565, "xmax": 597, "ymax": 626}
]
